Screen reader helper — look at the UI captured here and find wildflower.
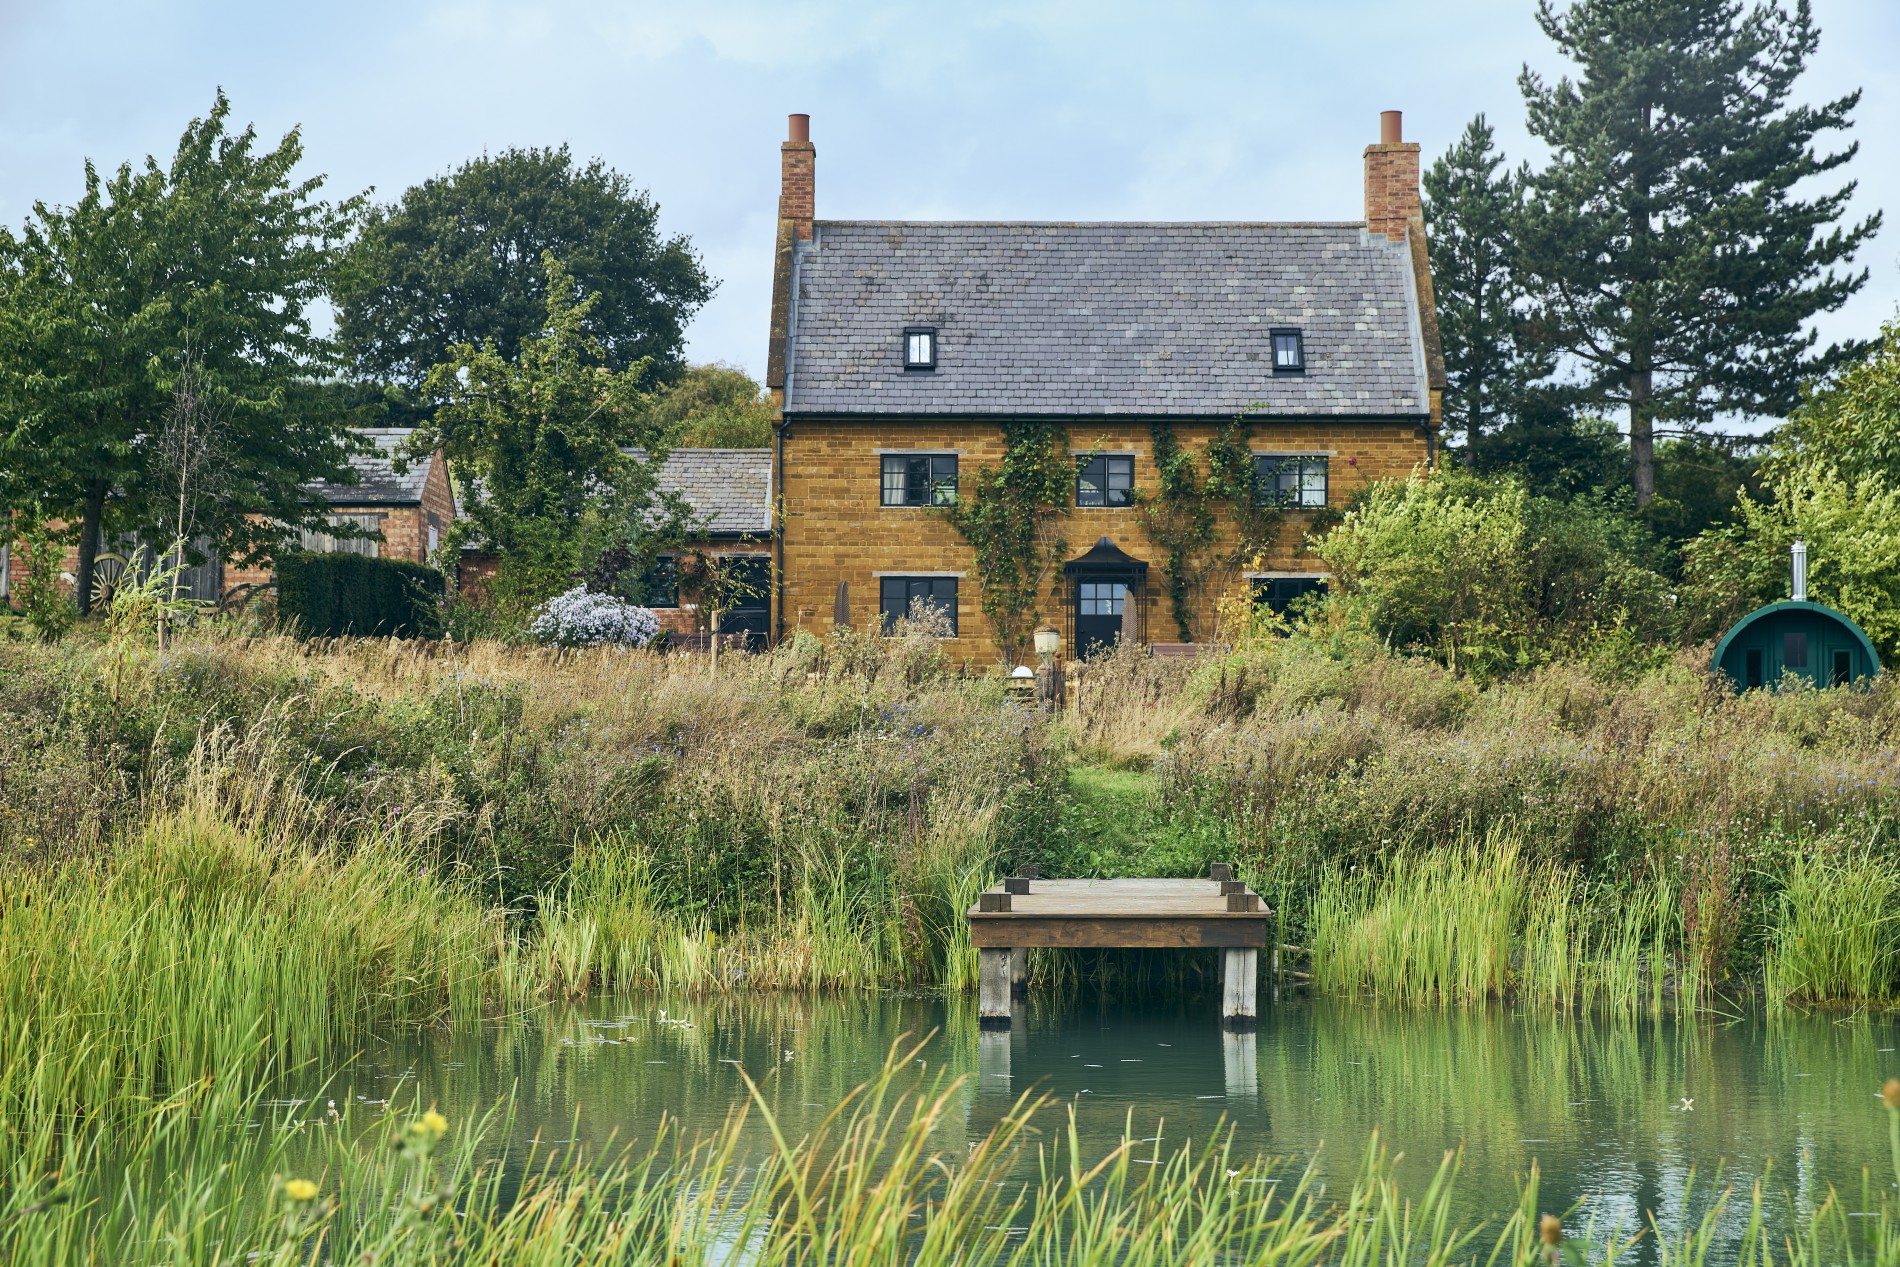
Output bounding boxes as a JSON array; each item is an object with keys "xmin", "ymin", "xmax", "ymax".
[
  {"xmin": 420, "ymin": 1109, "xmax": 449, "ymax": 1138},
  {"xmin": 283, "ymin": 1178, "xmax": 319, "ymax": 1202},
  {"xmin": 1539, "ymin": 1214, "xmax": 1563, "ymax": 1246},
  {"xmin": 1882, "ymin": 1078, "xmax": 1900, "ymax": 1111}
]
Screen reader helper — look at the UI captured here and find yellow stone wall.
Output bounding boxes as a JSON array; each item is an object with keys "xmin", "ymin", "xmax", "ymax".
[{"xmin": 778, "ymin": 419, "xmax": 1430, "ymax": 667}]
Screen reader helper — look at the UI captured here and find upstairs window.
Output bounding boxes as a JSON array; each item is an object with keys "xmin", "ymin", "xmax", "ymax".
[
  {"xmin": 881, "ymin": 454, "xmax": 958, "ymax": 506},
  {"xmin": 1254, "ymin": 455, "xmax": 1328, "ymax": 508},
  {"xmin": 1271, "ymin": 328, "xmax": 1305, "ymax": 373},
  {"xmin": 904, "ymin": 327, "xmax": 937, "ymax": 370},
  {"xmin": 1076, "ymin": 455, "xmax": 1135, "ymax": 508}
]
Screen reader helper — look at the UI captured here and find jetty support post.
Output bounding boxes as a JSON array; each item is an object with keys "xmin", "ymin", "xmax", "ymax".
[
  {"xmin": 979, "ymin": 948, "xmax": 1013, "ymax": 1028},
  {"xmin": 1221, "ymin": 947, "xmax": 1258, "ymax": 1031},
  {"xmin": 1222, "ymin": 1029, "xmax": 1259, "ymax": 1099}
]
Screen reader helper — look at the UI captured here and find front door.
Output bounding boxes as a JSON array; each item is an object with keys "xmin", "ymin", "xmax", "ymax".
[
  {"xmin": 1075, "ymin": 580, "xmax": 1126, "ymax": 659},
  {"xmin": 718, "ymin": 555, "xmax": 772, "ymax": 650}
]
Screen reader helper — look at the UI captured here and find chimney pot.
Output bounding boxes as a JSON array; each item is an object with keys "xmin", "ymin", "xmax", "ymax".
[
  {"xmin": 788, "ymin": 113, "xmax": 810, "ymax": 143},
  {"xmin": 1364, "ymin": 110, "xmax": 1421, "ymax": 241}
]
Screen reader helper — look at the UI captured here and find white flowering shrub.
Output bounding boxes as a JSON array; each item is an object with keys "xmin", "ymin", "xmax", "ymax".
[{"xmin": 530, "ymin": 586, "xmax": 662, "ymax": 648}]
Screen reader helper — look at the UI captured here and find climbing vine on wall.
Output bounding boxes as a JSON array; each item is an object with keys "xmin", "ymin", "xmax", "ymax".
[
  {"xmin": 1135, "ymin": 423, "xmax": 1216, "ymax": 640},
  {"xmin": 1136, "ymin": 419, "xmax": 1285, "ymax": 641},
  {"xmin": 944, "ymin": 422, "xmax": 1072, "ymax": 664}
]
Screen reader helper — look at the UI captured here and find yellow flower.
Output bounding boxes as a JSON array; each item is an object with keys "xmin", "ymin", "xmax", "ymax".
[
  {"xmin": 420, "ymin": 1110, "xmax": 449, "ymax": 1139},
  {"xmin": 1882, "ymin": 1078, "xmax": 1900, "ymax": 1111},
  {"xmin": 283, "ymin": 1178, "xmax": 319, "ymax": 1202},
  {"xmin": 1539, "ymin": 1214, "xmax": 1563, "ymax": 1247}
]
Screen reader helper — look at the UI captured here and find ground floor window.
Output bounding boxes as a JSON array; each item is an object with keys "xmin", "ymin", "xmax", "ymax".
[
  {"xmin": 643, "ymin": 556, "xmax": 679, "ymax": 607},
  {"xmin": 1253, "ymin": 575, "xmax": 1327, "ymax": 615},
  {"xmin": 879, "ymin": 575, "xmax": 957, "ymax": 635},
  {"xmin": 298, "ymin": 512, "xmax": 384, "ymax": 557}
]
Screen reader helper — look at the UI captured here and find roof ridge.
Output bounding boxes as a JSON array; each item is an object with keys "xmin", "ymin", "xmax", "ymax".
[{"xmin": 813, "ymin": 219, "xmax": 1372, "ymax": 230}]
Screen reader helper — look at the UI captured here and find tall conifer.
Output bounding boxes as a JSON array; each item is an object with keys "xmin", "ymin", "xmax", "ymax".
[
  {"xmin": 1424, "ymin": 115, "xmax": 1545, "ymax": 446},
  {"xmin": 1515, "ymin": 0, "xmax": 1877, "ymax": 504}
]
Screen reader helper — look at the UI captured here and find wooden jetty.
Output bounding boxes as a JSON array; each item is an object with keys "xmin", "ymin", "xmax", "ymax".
[{"xmin": 965, "ymin": 864, "xmax": 1271, "ymax": 1030}]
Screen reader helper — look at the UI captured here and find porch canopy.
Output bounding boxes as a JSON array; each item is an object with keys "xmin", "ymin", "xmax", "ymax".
[{"xmin": 1062, "ymin": 536, "xmax": 1149, "ymax": 586}]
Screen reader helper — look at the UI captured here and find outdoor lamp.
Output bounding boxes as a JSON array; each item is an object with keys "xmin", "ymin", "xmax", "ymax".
[{"xmin": 1034, "ymin": 626, "xmax": 1061, "ymax": 663}]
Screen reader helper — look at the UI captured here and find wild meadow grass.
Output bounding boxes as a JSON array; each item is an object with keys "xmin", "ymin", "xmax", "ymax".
[{"xmin": 5, "ymin": 626, "xmax": 1900, "ymax": 1260}]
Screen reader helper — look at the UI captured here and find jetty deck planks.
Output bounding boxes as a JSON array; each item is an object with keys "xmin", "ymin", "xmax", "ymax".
[{"xmin": 965, "ymin": 868, "xmax": 1271, "ymax": 1030}]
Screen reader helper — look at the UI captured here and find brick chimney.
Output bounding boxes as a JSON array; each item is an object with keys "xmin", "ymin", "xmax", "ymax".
[
  {"xmin": 1363, "ymin": 109, "xmax": 1421, "ymax": 242},
  {"xmin": 766, "ymin": 113, "xmax": 815, "ymax": 393}
]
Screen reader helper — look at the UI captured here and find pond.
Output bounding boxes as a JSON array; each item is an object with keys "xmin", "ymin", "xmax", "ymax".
[{"xmin": 296, "ymin": 988, "xmax": 1900, "ymax": 1253}]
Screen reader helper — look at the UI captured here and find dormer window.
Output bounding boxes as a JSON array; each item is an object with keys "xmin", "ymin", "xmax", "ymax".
[
  {"xmin": 1271, "ymin": 328, "xmax": 1304, "ymax": 374},
  {"xmin": 904, "ymin": 327, "xmax": 937, "ymax": 370}
]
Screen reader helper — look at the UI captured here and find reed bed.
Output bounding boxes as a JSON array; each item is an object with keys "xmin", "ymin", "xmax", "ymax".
[{"xmin": 5, "ymin": 1039, "xmax": 1898, "ymax": 1266}]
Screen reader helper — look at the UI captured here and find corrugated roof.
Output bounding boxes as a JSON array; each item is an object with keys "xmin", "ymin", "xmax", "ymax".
[
  {"xmin": 637, "ymin": 449, "xmax": 774, "ymax": 536},
  {"xmin": 784, "ymin": 221, "xmax": 1428, "ymax": 418},
  {"xmin": 308, "ymin": 428, "xmax": 435, "ymax": 506}
]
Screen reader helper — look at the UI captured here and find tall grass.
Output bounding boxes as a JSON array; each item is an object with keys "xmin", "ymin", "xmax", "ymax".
[
  {"xmin": 1306, "ymin": 829, "xmax": 1707, "ymax": 1010},
  {"xmin": 9, "ymin": 1041, "xmax": 1900, "ymax": 1265},
  {"xmin": 0, "ymin": 805, "xmax": 514, "ymax": 1137},
  {"xmin": 1766, "ymin": 849, "xmax": 1900, "ymax": 1004},
  {"xmin": 10, "ymin": 1038, "xmax": 1898, "ymax": 1265}
]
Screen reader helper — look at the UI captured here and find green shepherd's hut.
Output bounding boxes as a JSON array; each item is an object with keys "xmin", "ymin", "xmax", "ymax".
[{"xmin": 1713, "ymin": 542, "xmax": 1880, "ymax": 691}]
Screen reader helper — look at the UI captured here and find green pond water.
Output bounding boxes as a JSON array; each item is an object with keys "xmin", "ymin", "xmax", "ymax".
[{"xmin": 296, "ymin": 988, "xmax": 1900, "ymax": 1252}]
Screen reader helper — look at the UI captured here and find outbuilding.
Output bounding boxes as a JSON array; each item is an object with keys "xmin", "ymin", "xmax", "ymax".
[{"xmin": 1714, "ymin": 600, "xmax": 1880, "ymax": 691}]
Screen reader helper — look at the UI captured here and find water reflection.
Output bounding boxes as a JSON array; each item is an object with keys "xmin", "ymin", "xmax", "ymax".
[{"xmin": 303, "ymin": 990, "xmax": 1900, "ymax": 1253}]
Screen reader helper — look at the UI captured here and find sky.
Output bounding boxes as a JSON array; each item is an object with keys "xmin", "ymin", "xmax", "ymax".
[{"xmin": 3, "ymin": 0, "xmax": 1898, "ymax": 406}]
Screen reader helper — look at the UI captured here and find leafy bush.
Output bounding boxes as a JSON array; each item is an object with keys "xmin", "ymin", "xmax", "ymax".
[
  {"xmin": 273, "ymin": 552, "xmax": 444, "ymax": 638},
  {"xmin": 1315, "ymin": 469, "xmax": 1672, "ymax": 675},
  {"xmin": 530, "ymin": 586, "xmax": 661, "ymax": 648}
]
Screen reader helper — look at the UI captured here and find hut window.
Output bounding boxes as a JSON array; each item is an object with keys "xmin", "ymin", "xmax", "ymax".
[
  {"xmin": 1783, "ymin": 630, "xmax": 1808, "ymax": 669},
  {"xmin": 1746, "ymin": 649, "xmax": 1763, "ymax": 689},
  {"xmin": 1833, "ymin": 649, "xmax": 1851, "ymax": 687}
]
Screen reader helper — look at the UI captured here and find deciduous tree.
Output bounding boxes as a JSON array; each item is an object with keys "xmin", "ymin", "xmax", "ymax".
[
  {"xmin": 337, "ymin": 147, "xmax": 712, "ymax": 388},
  {"xmin": 416, "ymin": 254, "xmax": 693, "ymax": 617},
  {"xmin": 0, "ymin": 90, "xmax": 361, "ymax": 612}
]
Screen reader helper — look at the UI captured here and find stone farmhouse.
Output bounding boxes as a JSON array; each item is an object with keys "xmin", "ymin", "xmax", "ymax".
[{"xmin": 766, "ymin": 111, "xmax": 1444, "ymax": 664}]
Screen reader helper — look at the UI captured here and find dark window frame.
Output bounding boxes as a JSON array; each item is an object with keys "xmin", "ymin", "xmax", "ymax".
[
  {"xmin": 1252, "ymin": 575, "xmax": 1328, "ymax": 615},
  {"xmin": 1253, "ymin": 455, "xmax": 1329, "ymax": 509},
  {"xmin": 880, "ymin": 453, "xmax": 959, "ymax": 507},
  {"xmin": 1075, "ymin": 454, "xmax": 1136, "ymax": 508},
  {"xmin": 644, "ymin": 555, "xmax": 680, "ymax": 608},
  {"xmin": 878, "ymin": 575, "xmax": 958, "ymax": 635},
  {"xmin": 1270, "ymin": 327, "xmax": 1305, "ymax": 374},
  {"xmin": 903, "ymin": 326, "xmax": 937, "ymax": 371}
]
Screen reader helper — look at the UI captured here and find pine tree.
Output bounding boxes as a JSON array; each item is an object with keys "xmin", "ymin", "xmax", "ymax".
[
  {"xmin": 1423, "ymin": 115, "xmax": 1543, "ymax": 445},
  {"xmin": 1515, "ymin": 0, "xmax": 1878, "ymax": 505}
]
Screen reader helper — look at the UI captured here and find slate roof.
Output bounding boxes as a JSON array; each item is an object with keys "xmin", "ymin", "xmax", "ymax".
[
  {"xmin": 783, "ymin": 221, "xmax": 1429, "ymax": 418},
  {"xmin": 631, "ymin": 449, "xmax": 774, "ymax": 536},
  {"xmin": 308, "ymin": 428, "xmax": 436, "ymax": 506}
]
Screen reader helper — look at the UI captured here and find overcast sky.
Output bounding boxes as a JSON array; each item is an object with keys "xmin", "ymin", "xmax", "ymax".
[{"xmin": 4, "ymin": 0, "xmax": 1897, "ymax": 407}]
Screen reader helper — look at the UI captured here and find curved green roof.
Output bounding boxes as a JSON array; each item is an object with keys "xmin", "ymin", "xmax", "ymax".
[{"xmin": 1712, "ymin": 599, "xmax": 1881, "ymax": 684}]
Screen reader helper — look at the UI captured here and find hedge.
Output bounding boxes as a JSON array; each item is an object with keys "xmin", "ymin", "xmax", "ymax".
[{"xmin": 274, "ymin": 552, "xmax": 445, "ymax": 638}]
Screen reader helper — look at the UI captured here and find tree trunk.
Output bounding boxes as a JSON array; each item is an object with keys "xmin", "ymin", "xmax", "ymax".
[
  {"xmin": 73, "ymin": 481, "xmax": 108, "ymax": 616},
  {"xmin": 1629, "ymin": 367, "xmax": 1655, "ymax": 507}
]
